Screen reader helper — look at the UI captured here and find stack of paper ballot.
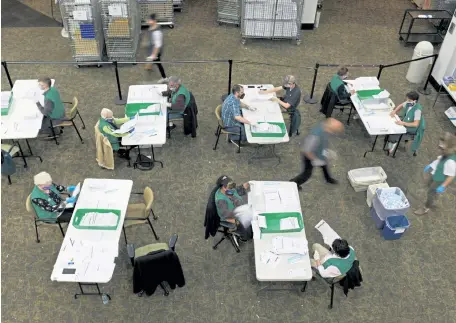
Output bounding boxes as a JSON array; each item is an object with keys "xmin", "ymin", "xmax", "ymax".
[
  {"xmin": 272, "ymin": 236, "xmax": 308, "ymax": 255},
  {"xmin": 79, "ymin": 212, "xmax": 118, "ymax": 227},
  {"xmin": 280, "ymin": 217, "xmax": 300, "ymax": 230},
  {"xmin": 140, "ymin": 104, "xmax": 161, "ymax": 114},
  {"xmin": 373, "ymin": 89, "xmax": 390, "ymax": 99},
  {"xmin": 259, "ymin": 251, "xmax": 280, "ymax": 267},
  {"xmin": 251, "ymin": 122, "xmax": 282, "ymax": 134}
]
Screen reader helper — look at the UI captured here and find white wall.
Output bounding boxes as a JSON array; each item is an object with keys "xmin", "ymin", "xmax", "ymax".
[{"xmin": 432, "ymin": 14, "xmax": 456, "ymax": 83}]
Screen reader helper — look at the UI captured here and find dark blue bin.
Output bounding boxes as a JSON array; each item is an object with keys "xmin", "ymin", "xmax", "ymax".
[
  {"xmin": 370, "ymin": 207, "xmax": 385, "ymax": 229},
  {"xmin": 382, "ymin": 215, "xmax": 410, "ymax": 240}
]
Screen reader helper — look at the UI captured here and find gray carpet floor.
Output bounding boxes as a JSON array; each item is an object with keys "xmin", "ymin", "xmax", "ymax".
[
  {"xmin": 1, "ymin": 0, "xmax": 61, "ymax": 28},
  {"xmin": 1, "ymin": 0, "xmax": 456, "ymax": 322}
]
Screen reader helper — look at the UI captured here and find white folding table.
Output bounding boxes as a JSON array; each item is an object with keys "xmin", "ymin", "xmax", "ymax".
[
  {"xmin": 1, "ymin": 79, "xmax": 55, "ymax": 166},
  {"xmin": 51, "ymin": 178, "xmax": 133, "ymax": 301},
  {"xmin": 350, "ymin": 94, "xmax": 407, "ymax": 158},
  {"xmin": 249, "ymin": 181, "xmax": 312, "ymax": 293},
  {"xmin": 241, "ymin": 84, "xmax": 290, "ymax": 164},
  {"xmin": 121, "ymin": 84, "xmax": 167, "ymax": 169},
  {"xmin": 432, "ymin": 81, "xmax": 456, "ymax": 127}
]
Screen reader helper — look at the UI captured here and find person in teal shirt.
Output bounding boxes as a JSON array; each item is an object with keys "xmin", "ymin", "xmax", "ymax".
[
  {"xmin": 329, "ymin": 67, "xmax": 355, "ymax": 104},
  {"xmin": 31, "ymin": 171, "xmax": 77, "ymax": 223},
  {"xmin": 98, "ymin": 108, "xmax": 134, "ymax": 158},
  {"xmin": 161, "ymin": 76, "xmax": 191, "ymax": 131},
  {"xmin": 311, "ymin": 239, "xmax": 356, "ymax": 278},
  {"xmin": 415, "ymin": 132, "xmax": 456, "ymax": 215},
  {"xmin": 36, "ymin": 77, "xmax": 65, "ymax": 139},
  {"xmin": 387, "ymin": 91, "xmax": 426, "ymax": 155},
  {"xmin": 214, "ymin": 175, "xmax": 252, "ymax": 241}
]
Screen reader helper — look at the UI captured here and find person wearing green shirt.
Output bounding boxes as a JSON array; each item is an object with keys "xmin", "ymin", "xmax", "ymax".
[
  {"xmin": 214, "ymin": 175, "xmax": 252, "ymax": 241},
  {"xmin": 311, "ymin": 239, "xmax": 356, "ymax": 278},
  {"xmin": 99, "ymin": 108, "xmax": 134, "ymax": 158},
  {"xmin": 387, "ymin": 91, "xmax": 426, "ymax": 155},
  {"xmin": 415, "ymin": 132, "xmax": 456, "ymax": 215},
  {"xmin": 31, "ymin": 171, "xmax": 77, "ymax": 223},
  {"xmin": 161, "ymin": 76, "xmax": 190, "ymax": 131},
  {"xmin": 329, "ymin": 67, "xmax": 355, "ymax": 104},
  {"xmin": 36, "ymin": 77, "xmax": 65, "ymax": 139}
]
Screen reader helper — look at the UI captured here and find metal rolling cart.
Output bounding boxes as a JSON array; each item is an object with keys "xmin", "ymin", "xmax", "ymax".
[
  {"xmin": 59, "ymin": 0, "xmax": 105, "ymax": 66},
  {"xmin": 138, "ymin": 0, "xmax": 174, "ymax": 28},
  {"xmin": 241, "ymin": 0, "xmax": 304, "ymax": 45},
  {"xmin": 173, "ymin": 0, "xmax": 183, "ymax": 12},
  {"xmin": 100, "ymin": 0, "xmax": 141, "ymax": 62},
  {"xmin": 217, "ymin": 0, "xmax": 241, "ymax": 26}
]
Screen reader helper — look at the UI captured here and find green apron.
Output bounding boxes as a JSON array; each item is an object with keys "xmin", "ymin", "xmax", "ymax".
[
  {"xmin": 98, "ymin": 117, "xmax": 120, "ymax": 151},
  {"xmin": 322, "ymin": 248, "xmax": 356, "ymax": 275},
  {"xmin": 432, "ymin": 154, "xmax": 456, "ymax": 183},
  {"xmin": 171, "ymin": 84, "xmax": 190, "ymax": 107},
  {"xmin": 215, "ymin": 188, "xmax": 242, "ymax": 221},
  {"xmin": 330, "ymin": 75, "xmax": 344, "ymax": 94},
  {"xmin": 31, "ymin": 185, "xmax": 62, "ymax": 220},
  {"xmin": 310, "ymin": 122, "xmax": 328, "ymax": 160},
  {"xmin": 403, "ymin": 103, "xmax": 425, "ymax": 152},
  {"xmin": 44, "ymin": 87, "xmax": 65, "ymax": 119}
]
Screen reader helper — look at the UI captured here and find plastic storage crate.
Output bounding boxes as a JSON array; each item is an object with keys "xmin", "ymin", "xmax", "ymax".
[
  {"xmin": 366, "ymin": 183, "xmax": 390, "ymax": 207},
  {"xmin": 372, "ymin": 187, "xmax": 410, "ymax": 220},
  {"xmin": 370, "ymin": 207, "xmax": 385, "ymax": 229},
  {"xmin": 348, "ymin": 167, "xmax": 387, "ymax": 192},
  {"xmin": 382, "ymin": 215, "xmax": 410, "ymax": 240}
]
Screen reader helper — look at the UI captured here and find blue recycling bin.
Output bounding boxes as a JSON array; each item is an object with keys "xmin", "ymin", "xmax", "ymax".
[
  {"xmin": 370, "ymin": 207, "xmax": 385, "ymax": 229},
  {"xmin": 382, "ymin": 215, "xmax": 410, "ymax": 240}
]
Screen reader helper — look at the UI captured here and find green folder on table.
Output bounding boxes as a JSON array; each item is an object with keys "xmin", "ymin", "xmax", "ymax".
[
  {"xmin": 1, "ymin": 92, "xmax": 13, "ymax": 116},
  {"xmin": 125, "ymin": 102, "xmax": 161, "ymax": 117},
  {"xmin": 251, "ymin": 122, "xmax": 287, "ymax": 138},
  {"xmin": 259, "ymin": 212, "xmax": 304, "ymax": 233},
  {"xmin": 356, "ymin": 89, "xmax": 383, "ymax": 101},
  {"xmin": 72, "ymin": 208, "xmax": 121, "ymax": 230}
]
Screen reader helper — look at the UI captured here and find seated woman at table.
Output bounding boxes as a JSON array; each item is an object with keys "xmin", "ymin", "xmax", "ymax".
[
  {"xmin": 311, "ymin": 239, "xmax": 356, "ymax": 278},
  {"xmin": 214, "ymin": 175, "xmax": 252, "ymax": 241},
  {"xmin": 99, "ymin": 108, "xmax": 134, "ymax": 158},
  {"xmin": 31, "ymin": 171, "xmax": 77, "ymax": 223},
  {"xmin": 386, "ymin": 91, "xmax": 426, "ymax": 155}
]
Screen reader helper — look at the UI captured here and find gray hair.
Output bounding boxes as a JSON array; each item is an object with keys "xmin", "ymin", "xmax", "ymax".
[
  {"xmin": 168, "ymin": 76, "xmax": 182, "ymax": 85},
  {"xmin": 231, "ymin": 84, "xmax": 243, "ymax": 94},
  {"xmin": 38, "ymin": 77, "xmax": 52, "ymax": 87}
]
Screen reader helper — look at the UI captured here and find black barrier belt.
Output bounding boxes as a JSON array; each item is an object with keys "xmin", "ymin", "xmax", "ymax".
[
  {"xmin": 377, "ymin": 54, "xmax": 438, "ymax": 80},
  {"xmin": 235, "ymin": 60, "xmax": 315, "ymax": 70},
  {"xmin": 318, "ymin": 64, "xmax": 380, "ymax": 68},
  {"xmin": 3, "ymin": 61, "xmax": 113, "ymax": 65}
]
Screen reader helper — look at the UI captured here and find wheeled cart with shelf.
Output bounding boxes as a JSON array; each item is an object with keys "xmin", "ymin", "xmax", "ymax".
[{"xmin": 138, "ymin": 0, "xmax": 174, "ymax": 28}]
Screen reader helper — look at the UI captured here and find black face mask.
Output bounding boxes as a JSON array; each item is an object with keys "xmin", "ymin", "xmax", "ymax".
[{"xmin": 239, "ymin": 93, "xmax": 245, "ymax": 99}]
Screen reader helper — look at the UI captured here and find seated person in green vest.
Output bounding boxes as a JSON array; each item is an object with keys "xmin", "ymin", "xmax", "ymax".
[
  {"xmin": 161, "ymin": 76, "xmax": 190, "ymax": 131},
  {"xmin": 330, "ymin": 67, "xmax": 355, "ymax": 104},
  {"xmin": 387, "ymin": 91, "xmax": 425, "ymax": 155},
  {"xmin": 311, "ymin": 239, "xmax": 356, "ymax": 278},
  {"xmin": 415, "ymin": 132, "xmax": 456, "ymax": 215},
  {"xmin": 214, "ymin": 175, "xmax": 252, "ymax": 241},
  {"xmin": 31, "ymin": 171, "xmax": 77, "ymax": 223},
  {"xmin": 36, "ymin": 77, "xmax": 65, "ymax": 139},
  {"xmin": 99, "ymin": 108, "xmax": 134, "ymax": 158}
]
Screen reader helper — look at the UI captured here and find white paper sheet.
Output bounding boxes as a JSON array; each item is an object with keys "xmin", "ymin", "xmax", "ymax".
[
  {"xmin": 280, "ymin": 217, "xmax": 300, "ymax": 230},
  {"xmin": 79, "ymin": 212, "xmax": 118, "ymax": 227},
  {"xmin": 288, "ymin": 268, "xmax": 306, "ymax": 277},
  {"xmin": 112, "ymin": 113, "xmax": 138, "ymax": 134},
  {"xmin": 108, "ymin": 4, "xmax": 123, "ymax": 16},
  {"xmin": 251, "ymin": 122, "xmax": 282, "ymax": 134},
  {"xmin": 346, "ymin": 77, "xmax": 380, "ymax": 91},
  {"xmin": 272, "ymin": 236, "xmax": 308, "ymax": 255},
  {"xmin": 260, "ymin": 251, "xmax": 280, "ymax": 267},
  {"xmin": 251, "ymin": 220, "xmax": 261, "ymax": 240},
  {"xmin": 257, "ymin": 215, "xmax": 267, "ymax": 228},
  {"xmin": 315, "ymin": 220, "xmax": 341, "ymax": 246},
  {"xmin": 73, "ymin": 10, "xmax": 88, "ymax": 20}
]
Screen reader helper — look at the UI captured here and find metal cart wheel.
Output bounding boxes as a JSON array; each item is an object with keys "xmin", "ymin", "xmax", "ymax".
[{"xmin": 168, "ymin": 25, "xmax": 174, "ymax": 29}]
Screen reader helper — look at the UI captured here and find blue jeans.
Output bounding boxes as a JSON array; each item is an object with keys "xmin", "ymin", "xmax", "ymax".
[{"xmin": 225, "ymin": 125, "xmax": 246, "ymax": 142}]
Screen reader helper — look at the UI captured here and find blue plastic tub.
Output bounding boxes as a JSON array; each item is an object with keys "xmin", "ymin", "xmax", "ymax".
[
  {"xmin": 382, "ymin": 215, "xmax": 410, "ymax": 240},
  {"xmin": 370, "ymin": 207, "xmax": 385, "ymax": 229}
]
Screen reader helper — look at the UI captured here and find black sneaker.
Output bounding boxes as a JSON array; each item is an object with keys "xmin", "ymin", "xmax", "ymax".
[
  {"xmin": 326, "ymin": 178, "xmax": 338, "ymax": 185},
  {"xmin": 297, "ymin": 185, "xmax": 303, "ymax": 191}
]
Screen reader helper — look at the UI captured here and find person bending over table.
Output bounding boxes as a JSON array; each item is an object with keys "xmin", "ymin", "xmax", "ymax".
[
  {"xmin": 221, "ymin": 85, "xmax": 252, "ymax": 148},
  {"xmin": 36, "ymin": 77, "xmax": 65, "ymax": 139},
  {"xmin": 31, "ymin": 171, "xmax": 77, "ymax": 223},
  {"xmin": 162, "ymin": 76, "xmax": 190, "ymax": 130},
  {"xmin": 214, "ymin": 175, "xmax": 252, "ymax": 240},
  {"xmin": 99, "ymin": 108, "xmax": 134, "ymax": 159},
  {"xmin": 387, "ymin": 91, "xmax": 425, "ymax": 155},
  {"xmin": 311, "ymin": 239, "xmax": 356, "ymax": 278},
  {"xmin": 414, "ymin": 132, "xmax": 456, "ymax": 215},
  {"xmin": 290, "ymin": 118, "xmax": 344, "ymax": 190},
  {"xmin": 259, "ymin": 75, "xmax": 302, "ymax": 136}
]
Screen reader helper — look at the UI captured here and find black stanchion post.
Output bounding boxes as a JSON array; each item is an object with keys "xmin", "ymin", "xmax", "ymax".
[
  {"xmin": 228, "ymin": 60, "xmax": 233, "ymax": 95},
  {"xmin": 377, "ymin": 64, "xmax": 384, "ymax": 81},
  {"xmin": 418, "ymin": 54, "xmax": 438, "ymax": 95},
  {"xmin": 2, "ymin": 61, "xmax": 13, "ymax": 89},
  {"xmin": 304, "ymin": 63, "xmax": 319, "ymax": 104},
  {"xmin": 114, "ymin": 61, "xmax": 126, "ymax": 105}
]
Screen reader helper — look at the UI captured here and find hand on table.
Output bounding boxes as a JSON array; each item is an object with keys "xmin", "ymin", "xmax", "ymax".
[
  {"xmin": 243, "ymin": 182, "xmax": 250, "ymax": 190},
  {"xmin": 395, "ymin": 120, "xmax": 404, "ymax": 125},
  {"xmin": 65, "ymin": 197, "xmax": 76, "ymax": 204},
  {"xmin": 270, "ymin": 97, "xmax": 279, "ymax": 103}
]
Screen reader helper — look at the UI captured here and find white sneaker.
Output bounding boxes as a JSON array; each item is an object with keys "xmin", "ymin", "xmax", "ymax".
[
  {"xmin": 389, "ymin": 142, "xmax": 398, "ymax": 154},
  {"xmin": 353, "ymin": 113, "xmax": 360, "ymax": 120}
]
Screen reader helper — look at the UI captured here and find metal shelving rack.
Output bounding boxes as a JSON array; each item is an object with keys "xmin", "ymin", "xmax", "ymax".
[
  {"xmin": 138, "ymin": 0, "xmax": 174, "ymax": 28},
  {"xmin": 241, "ymin": 0, "xmax": 304, "ymax": 45},
  {"xmin": 173, "ymin": 0, "xmax": 183, "ymax": 12},
  {"xmin": 99, "ymin": 0, "xmax": 141, "ymax": 62},
  {"xmin": 59, "ymin": 0, "xmax": 105, "ymax": 66},
  {"xmin": 217, "ymin": 0, "xmax": 241, "ymax": 26}
]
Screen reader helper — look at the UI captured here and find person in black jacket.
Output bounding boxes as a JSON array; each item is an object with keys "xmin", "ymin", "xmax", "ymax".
[{"xmin": 133, "ymin": 249, "xmax": 185, "ymax": 296}]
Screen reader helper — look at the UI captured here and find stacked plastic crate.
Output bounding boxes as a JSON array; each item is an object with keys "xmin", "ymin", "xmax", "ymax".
[
  {"xmin": 59, "ymin": 0, "xmax": 105, "ymax": 65},
  {"xmin": 99, "ymin": 0, "xmax": 141, "ymax": 62}
]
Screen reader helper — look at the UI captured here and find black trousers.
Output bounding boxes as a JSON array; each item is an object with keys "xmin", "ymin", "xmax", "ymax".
[
  {"xmin": 290, "ymin": 156, "xmax": 332, "ymax": 186},
  {"xmin": 154, "ymin": 53, "xmax": 166, "ymax": 78},
  {"xmin": 57, "ymin": 208, "xmax": 74, "ymax": 223}
]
